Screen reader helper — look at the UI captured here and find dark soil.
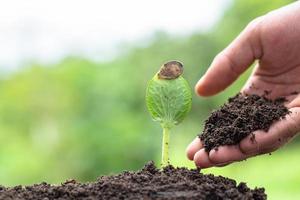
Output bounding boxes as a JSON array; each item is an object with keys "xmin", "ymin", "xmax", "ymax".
[
  {"xmin": 0, "ymin": 161, "xmax": 266, "ymax": 200},
  {"xmin": 199, "ymin": 93, "xmax": 290, "ymax": 152}
]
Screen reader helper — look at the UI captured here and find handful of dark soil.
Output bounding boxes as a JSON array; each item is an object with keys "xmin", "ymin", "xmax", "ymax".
[
  {"xmin": 0, "ymin": 161, "xmax": 266, "ymax": 200},
  {"xmin": 200, "ymin": 93, "xmax": 290, "ymax": 152}
]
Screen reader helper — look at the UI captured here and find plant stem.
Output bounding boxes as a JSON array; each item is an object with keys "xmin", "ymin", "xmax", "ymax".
[{"xmin": 161, "ymin": 127, "xmax": 170, "ymax": 167}]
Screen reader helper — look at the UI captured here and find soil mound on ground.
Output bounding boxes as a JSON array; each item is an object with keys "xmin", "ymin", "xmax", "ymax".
[
  {"xmin": 199, "ymin": 93, "xmax": 289, "ymax": 152},
  {"xmin": 0, "ymin": 161, "xmax": 266, "ymax": 200}
]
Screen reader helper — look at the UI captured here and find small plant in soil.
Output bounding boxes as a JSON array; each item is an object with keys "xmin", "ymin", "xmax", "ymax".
[
  {"xmin": 0, "ymin": 64, "xmax": 270, "ymax": 200},
  {"xmin": 146, "ymin": 61, "xmax": 192, "ymax": 167}
]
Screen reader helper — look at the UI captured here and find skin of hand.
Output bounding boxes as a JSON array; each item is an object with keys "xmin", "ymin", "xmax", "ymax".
[{"xmin": 186, "ymin": 1, "xmax": 300, "ymax": 168}]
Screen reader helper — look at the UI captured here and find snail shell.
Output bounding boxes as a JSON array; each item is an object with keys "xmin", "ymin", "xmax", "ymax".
[{"xmin": 158, "ymin": 61, "xmax": 183, "ymax": 80}]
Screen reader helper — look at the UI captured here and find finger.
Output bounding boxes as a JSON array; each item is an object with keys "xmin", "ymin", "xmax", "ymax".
[
  {"xmin": 186, "ymin": 138, "xmax": 203, "ymax": 161},
  {"xmin": 194, "ymin": 149, "xmax": 215, "ymax": 169},
  {"xmin": 240, "ymin": 108, "xmax": 300, "ymax": 155},
  {"xmin": 208, "ymin": 145, "xmax": 249, "ymax": 164},
  {"xmin": 195, "ymin": 17, "xmax": 263, "ymax": 97},
  {"xmin": 287, "ymin": 94, "xmax": 300, "ymax": 108}
]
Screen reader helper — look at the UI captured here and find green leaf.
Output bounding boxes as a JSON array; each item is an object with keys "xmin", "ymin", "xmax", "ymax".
[{"xmin": 146, "ymin": 74, "xmax": 192, "ymax": 128}]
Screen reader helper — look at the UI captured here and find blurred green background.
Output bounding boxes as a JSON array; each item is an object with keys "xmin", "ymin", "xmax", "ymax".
[{"xmin": 0, "ymin": 0, "xmax": 299, "ymax": 199}]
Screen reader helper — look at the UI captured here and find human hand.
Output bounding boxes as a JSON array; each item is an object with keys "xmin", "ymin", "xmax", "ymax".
[{"xmin": 186, "ymin": 1, "xmax": 300, "ymax": 168}]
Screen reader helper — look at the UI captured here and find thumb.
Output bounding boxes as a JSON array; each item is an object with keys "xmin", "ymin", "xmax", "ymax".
[{"xmin": 196, "ymin": 17, "xmax": 264, "ymax": 96}]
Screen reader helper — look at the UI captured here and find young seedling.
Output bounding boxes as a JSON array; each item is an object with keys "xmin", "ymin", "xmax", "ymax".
[{"xmin": 146, "ymin": 61, "xmax": 192, "ymax": 167}]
